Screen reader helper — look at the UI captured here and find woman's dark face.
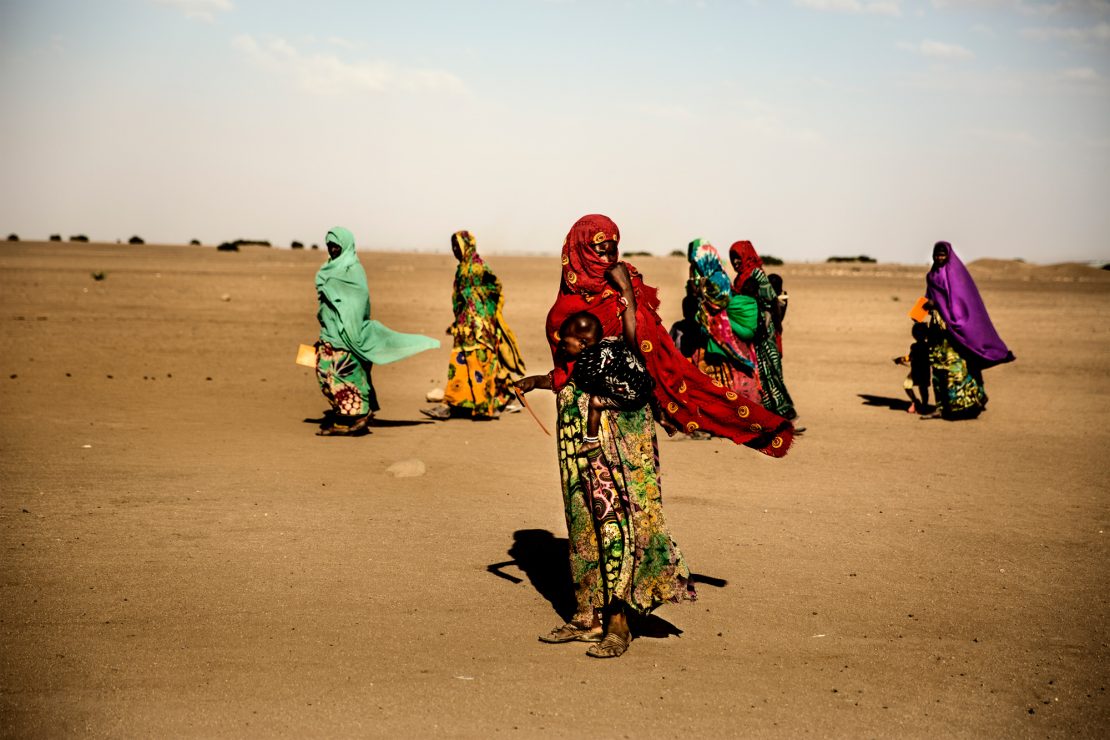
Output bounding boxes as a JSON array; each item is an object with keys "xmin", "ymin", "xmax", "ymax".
[
  {"xmin": 451, "ymin": 236, "xmax": 463, "ymax": 262},
  {"xmin": 730, "ymin": 254, "xmax": 743, "ymax": 273},
  {"xmin": 932, "ymin": 244, "xmax": 949, "ymax": 267},
  {"xmin": 590, "ymin": 239, "xmax": 619, "ymax": 265},
  {"xmin": 327, "ymin": 241, "xmax": 342, "ymax": 260}
]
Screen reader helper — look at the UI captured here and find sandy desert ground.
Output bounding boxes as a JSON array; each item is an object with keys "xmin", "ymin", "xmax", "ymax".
[{"xmin": 1, "ymin": 240, "xmax": 1108, "ymax": 738}]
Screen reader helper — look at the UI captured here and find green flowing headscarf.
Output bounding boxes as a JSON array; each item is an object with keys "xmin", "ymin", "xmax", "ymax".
[{"xmin": 315, "ymin": 227, "xmax": 439, "ymax": 365}]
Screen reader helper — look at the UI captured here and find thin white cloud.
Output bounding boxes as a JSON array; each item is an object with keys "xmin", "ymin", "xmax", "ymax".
[
  {"xmin": 794, "ymin": 0, "xmax": 902, "ymax": 15},
  {"xmin": 932, "ymin": 0, "xmax": 1110, "ymax": 17},
  {"xmin": 326, "ymin": 36, "xmax": 358, "ymax": 51},
  {"xmin": 639, "ymin": 103, "xmax": 694, "ymax": 120},
  {"xmin": 968, "ymin": 127, "xmax": 1039, "ymax": 145},
  {"xmin": 899, "ymin": 39, "xmax": 976, "ymax": 59},
  {"xmin": 1022, "ymin": 21, "xmax": 1110, "ymax": 43},
  {"xmin": 733, "ymin": 98, "xmax": 825, "ymax": 143},
  {"xmin": 150, "ymin": 0, "xmax": 233, "ymax": 24},
  {"xmin": 233, "ymin": 35, "xmax": 467, "ymax": 96},
  {"xmin": 1058, "ymin": 65, "xmax": 1102, "ymax": 80}
]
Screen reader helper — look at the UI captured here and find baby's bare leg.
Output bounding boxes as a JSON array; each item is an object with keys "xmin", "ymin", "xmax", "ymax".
[
  {"xmin": 582, "ymin": 396, "xmax": 617, "ymax": 454},
  {"xmin": 587, "ymin": 396, "xmax": 605, "ymax": 439}
]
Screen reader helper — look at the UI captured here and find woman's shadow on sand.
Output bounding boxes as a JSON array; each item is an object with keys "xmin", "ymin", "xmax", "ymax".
[
  {"xmin": 303, "ymin": 410, "xmax": 432, "ymax": 428},
  {"xmin": 487, "ymin": 528, "xmax": 727, "ymax": 639},
  {"xmin": 857, "ymin": 393, "xmax": 913, "ymax": 412}
]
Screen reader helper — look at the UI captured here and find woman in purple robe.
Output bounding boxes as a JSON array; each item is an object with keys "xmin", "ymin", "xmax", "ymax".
[{"xmin": 924, "ymin": 241, "xmax": 1014, "ymax": 419}]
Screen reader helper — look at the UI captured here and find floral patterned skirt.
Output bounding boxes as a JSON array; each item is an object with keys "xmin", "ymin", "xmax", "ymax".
[
  {"xmin": 930, "ymin": 334, "xmax": 986, "ymax": 419},
  {"xmin": 556, "ymin": 385, "xmax": 695, "ymax": 619},
  {"xmin": 443, "ymin": 344, "xmax": 513, "ymax": 417},
  {"xmin": 316, "ymin": 342, "xmax": 379, "ymax": 418}
]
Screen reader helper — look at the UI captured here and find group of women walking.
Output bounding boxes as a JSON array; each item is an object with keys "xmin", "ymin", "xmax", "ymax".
[
  {"xmin": 684, "ymin": 239, "xmax": 797, "ymax": 422},
  {"xmin": 309, "ymin": 217, "xmax": 1012, "ymax": 659}
]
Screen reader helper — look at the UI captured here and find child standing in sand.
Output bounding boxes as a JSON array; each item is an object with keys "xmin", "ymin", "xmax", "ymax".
[
  {"xmin": 893, "ymin": 321, "xmax": 931, "ymax": 414},
  {"xmin": 768, "ymin": 272, "xmax": 788, "ymax": 354},
  {"xmin": 558, "ymin": 310, "xmax": 654, "ymax": 453}
]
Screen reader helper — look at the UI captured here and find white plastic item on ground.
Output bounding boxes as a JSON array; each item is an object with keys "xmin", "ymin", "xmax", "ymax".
[
  {"xmin": 386, "ymin": 459, "xmax": 426, "ymax": 478},
  {"xmin": 425, "ymin": 387, "xmax": 445, "ymax": 402}
]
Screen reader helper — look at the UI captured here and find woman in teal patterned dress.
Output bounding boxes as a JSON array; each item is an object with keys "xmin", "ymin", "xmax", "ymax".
[{"xmin": 514, "ymin": 214, "xmax": 696, "ymax": 659}]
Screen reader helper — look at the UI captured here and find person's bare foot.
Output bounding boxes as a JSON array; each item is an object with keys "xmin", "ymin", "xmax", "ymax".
[{"xmin": 317, "ymin": 414, "xmax": 371, "ymax": 436}]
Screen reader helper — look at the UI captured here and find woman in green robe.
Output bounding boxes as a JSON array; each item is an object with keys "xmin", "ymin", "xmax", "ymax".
[{"xmin": 314, "ymin": 227, "xmax": 439, "ymax": 435}]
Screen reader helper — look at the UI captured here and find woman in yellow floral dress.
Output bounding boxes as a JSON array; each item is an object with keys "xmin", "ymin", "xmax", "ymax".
[{"xmin": 423, "ymin": 231, "xmax": 525, "ymax": 420}]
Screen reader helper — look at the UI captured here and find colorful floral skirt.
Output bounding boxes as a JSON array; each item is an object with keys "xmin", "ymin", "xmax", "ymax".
[
  {"xmin": 930, "ymin": 334, "xmax": 986, "ymax": 419},
  {"xmin": 316, "ymin": 342, "xmax": 379, "ymax": 418},
  {"xmin": 556, "ymin": 385, "xmax": 695, "ymax": 619},
  {"xmin": 444, "ymin": 344, "xmax": 512, "ymax": 417}
]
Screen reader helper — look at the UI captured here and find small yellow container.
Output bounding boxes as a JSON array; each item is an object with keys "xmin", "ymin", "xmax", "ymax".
[{"xmin": 295, "ymin": 344, "xmax": 316, "ymax": 368}]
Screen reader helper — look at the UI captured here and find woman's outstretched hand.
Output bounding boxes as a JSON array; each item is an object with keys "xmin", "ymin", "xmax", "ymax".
[{"xmin": 513, "ymin": 374, "xmax": 552, "ymax": 394}]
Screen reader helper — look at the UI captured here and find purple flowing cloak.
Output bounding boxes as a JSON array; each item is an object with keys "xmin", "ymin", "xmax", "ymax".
[{"xmin": 926, "ymin": 243, "xmax": 1015, "ymax": 368}]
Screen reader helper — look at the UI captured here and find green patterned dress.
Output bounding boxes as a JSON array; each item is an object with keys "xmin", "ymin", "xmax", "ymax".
[
  {"xmin": 443, "ymin": 231, "xmax": 525, "ymax": 417},
  {"xmin": 928, "ymin": 311, "xmax": 987, "ymax": 419},
  {"xmin": 556, "ymin": 384, "xmax": 694, "ymax": 622},
  {"xmin": 748, "ymin": 268, "xmax": 796, "ymax": 418}
]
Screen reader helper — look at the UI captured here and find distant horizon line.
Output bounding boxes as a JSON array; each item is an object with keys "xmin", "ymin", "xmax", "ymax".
[{"xmin": 6, "ymin": 236, "xmax": 1108, "ymax": 268}]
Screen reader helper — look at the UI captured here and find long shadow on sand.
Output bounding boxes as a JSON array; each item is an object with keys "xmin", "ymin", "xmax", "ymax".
[
  {"xmin": 303, "ymin": 412, "xmax": 432, "ymax": 428},
  {"xmin": 488, "ymin": 528, "xmax": 727, "ymax": 639},
  {"xmin": 858, "ymin": 393, "xmax": 913, "ymax": 412}
]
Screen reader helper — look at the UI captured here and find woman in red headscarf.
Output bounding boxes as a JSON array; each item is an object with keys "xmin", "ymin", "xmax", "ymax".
[
  {"xmin": 729, "ymin": 240, "xmax": 797, "ymax": 421},
  {"xmin": 515, "ymin": 215, "xmax": 793, "ymax": 659}
]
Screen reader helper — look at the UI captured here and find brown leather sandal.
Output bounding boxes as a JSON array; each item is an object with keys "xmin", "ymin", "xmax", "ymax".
[
  {"xmin": 585, "ymin": 632, "xmax": 630, "ymax": 658},
  {"xmin": 538, "ymin": 623, "xmax": 604, "ymax": 644}
]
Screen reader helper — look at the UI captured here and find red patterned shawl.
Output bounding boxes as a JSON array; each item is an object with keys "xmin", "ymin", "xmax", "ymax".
[{"xmin": 729, "ymin": 240, "xmax": 764, "ymax": 291}]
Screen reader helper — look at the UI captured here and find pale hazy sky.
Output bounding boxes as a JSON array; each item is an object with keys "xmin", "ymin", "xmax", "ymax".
[{"xmin": 1, "ymin": 0, "xmax": 1107, "ymax": 262}]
